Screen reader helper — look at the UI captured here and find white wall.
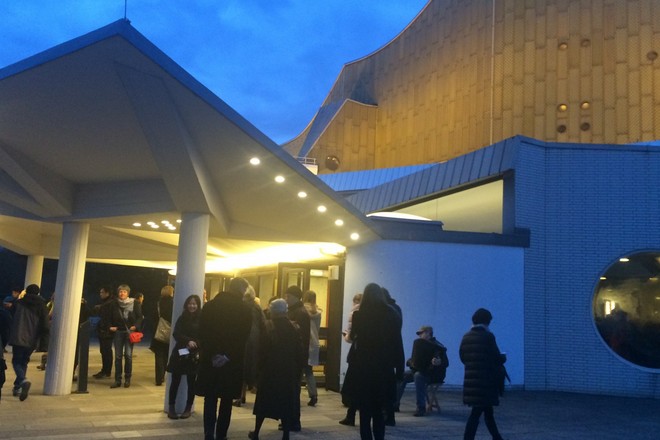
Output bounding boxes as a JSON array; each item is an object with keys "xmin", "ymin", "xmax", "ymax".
[{"xmin": 342, "ymin": 239, "xmax": 525, "ymax": 388}]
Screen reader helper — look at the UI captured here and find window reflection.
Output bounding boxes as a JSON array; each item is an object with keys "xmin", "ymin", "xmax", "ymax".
[{"xmin": 593, "ymin": 252, "xmax": 660, "ymax": 369}]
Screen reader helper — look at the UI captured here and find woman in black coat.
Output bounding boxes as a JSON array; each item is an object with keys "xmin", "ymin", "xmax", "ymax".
[
  {"xmin": 150, "ymin": 285, "xmax": 173, "ymax": 386},
  {"xmin": 249, "ymin": 298, "xmax": 305, "ymax": 440},
  {"xmin": 166, "ymin": 294, "xmax": 201, "ymax": 419},
  {"xmin": 342, "ymin": 283, "xmax": 404, "ymax": 440},
  {"xmin": 459, "ymin": 308, "xmax": 505, "ymax": 440}
]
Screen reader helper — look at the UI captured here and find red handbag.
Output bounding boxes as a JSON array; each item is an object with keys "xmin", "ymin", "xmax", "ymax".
[{"xmin": 129, "ymin": 331, "xmax": 143, "ymax": 344}]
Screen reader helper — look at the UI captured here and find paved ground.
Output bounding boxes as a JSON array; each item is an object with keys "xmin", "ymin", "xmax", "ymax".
[{"xmin": 1, "ymin": 344, "xmax": 659, "ymax": 439}]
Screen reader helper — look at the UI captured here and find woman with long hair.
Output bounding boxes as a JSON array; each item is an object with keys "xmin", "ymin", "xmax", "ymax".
[
  {"xmin": 166, "ymin": 294, "xmax": 202, "ymax": 419},
  {"xmin": 343, "ymin": 283, "xmax": 404, "ymax": 440}
]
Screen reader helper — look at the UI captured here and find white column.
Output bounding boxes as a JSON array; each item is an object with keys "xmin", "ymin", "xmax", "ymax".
[
  {"xmin": 165, "ymin": 212, "xmax": 209, "ymax": 412},
  {"xmin": 43, "ymin": 222, "xmax": 89, "ymax": 395},
  {"xmin": 24, "ymin": 255, "xmax": 44, "ymax": 288}
]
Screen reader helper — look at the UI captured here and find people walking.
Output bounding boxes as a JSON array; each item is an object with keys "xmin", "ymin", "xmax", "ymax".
[
  {"xmin": 459, "ymin": 308, "xmax": 506, "ymax": 440},
  {"xmin": 166, "ymin": 294, "xmax": 201, "ymax": 419},
  {"xmin": 196, "ymin": 277, "xmax": 252, "ymax": 440},
  {"xmin": 8, "ymin": 284, "xmax": 49, "ymax": 401}
]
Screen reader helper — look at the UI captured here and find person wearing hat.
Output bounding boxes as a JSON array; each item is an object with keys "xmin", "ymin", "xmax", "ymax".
[
  {"xmin": 283, "ymin": 285, "xmax": 310, "ymax": 432},
  {"xmin": 395, "ymin": 324, "xmax": 449, "ymax": 417},
  {"xmin": 8, "ymin": 284, "xmax": 49, "ymax": 401},
  {"xmin": 459, "ymin": 308, "xmax": 506, "ymax": 440},
  {"xmin": 249, "ymin": 298, "xmax": 305, "ymax": 440}
]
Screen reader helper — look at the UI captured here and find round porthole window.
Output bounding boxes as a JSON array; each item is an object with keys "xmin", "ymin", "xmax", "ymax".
[{"xmin": 593, "ymin": 252, "xmax": 660, "ymax": 369}]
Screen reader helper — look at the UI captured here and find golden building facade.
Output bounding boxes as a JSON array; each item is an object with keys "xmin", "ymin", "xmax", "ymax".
[{"xmin": 284, "ymin": 0, "xmax": 660, "ymax": 173}]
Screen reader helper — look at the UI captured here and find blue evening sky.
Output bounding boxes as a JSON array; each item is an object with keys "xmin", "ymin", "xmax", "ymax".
[{"xmin": 0, "ymin": 1, "xmax": 428, "ymax": 144}]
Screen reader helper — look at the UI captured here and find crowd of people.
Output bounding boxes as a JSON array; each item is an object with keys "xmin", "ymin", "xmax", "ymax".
[{"xmin": 0, "ymin": 279, "xmax": 509, "ymax": 440}]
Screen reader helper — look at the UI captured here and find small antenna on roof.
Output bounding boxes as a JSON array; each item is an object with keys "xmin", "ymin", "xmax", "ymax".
[{"xmin": 124, "ymin": 0, "xmax": 128, "ymax": 20}]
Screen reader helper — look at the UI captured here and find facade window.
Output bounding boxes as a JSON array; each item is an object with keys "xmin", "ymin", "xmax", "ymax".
[{"xmin": 593, "ymin": 252, "xmax": 660, "ymax": 369}]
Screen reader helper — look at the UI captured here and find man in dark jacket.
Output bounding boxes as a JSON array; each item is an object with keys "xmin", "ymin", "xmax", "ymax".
[
  {"xmin": 93, "ymin": 287, "xmax": 114, "ymax": 379},
  {"xmin": 285, "ymin": 285, "xmax": 310, "ymax": 432},
  {"xmin": 197, "ymin": 277, "xmax": 252, "ymax": 440},
  {"xmin": 397, "ymin": 325, "xmax": 449, "ymax": 417},
  {"xmin": 0, "ymin": 306, "xmax": 12, "ymax": 400},
  {"xmin": 8, "ymin": 284, "xmax": 49, "ymax": 401},
  {"xmin": 459, "ymin": 308, "xmax": 505, "ymax": 440}
]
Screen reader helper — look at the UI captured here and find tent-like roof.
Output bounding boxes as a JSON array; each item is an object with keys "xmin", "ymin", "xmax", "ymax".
[{"xmin": 0, "ymin": 20, "xmax": 379, "ymax": 270}]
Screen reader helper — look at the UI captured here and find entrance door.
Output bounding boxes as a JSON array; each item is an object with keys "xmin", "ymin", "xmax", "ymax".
[{"xmin": 278, "ymin": 262, "xmax": 344, "ymax": 392}]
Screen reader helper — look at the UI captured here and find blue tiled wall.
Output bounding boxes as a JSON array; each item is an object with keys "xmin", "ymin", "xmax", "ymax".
[{"xmin": 516, "ymin": 138, "xmax": 660, "ymax": 398}]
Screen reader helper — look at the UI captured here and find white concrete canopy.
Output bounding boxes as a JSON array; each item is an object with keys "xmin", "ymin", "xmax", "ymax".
[{"xmin": 0, "ymin": 19, "xmax": 380, "ymax": 270}]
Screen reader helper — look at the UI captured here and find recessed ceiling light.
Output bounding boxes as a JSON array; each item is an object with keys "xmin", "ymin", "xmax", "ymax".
[
  {"xmin": 335, "ymin": 219, "xmax": 344, "ymax": 226},
  {"xmin": 350, "ymin": 232, "xmax": 360, "ymax": 240},
  {"xmin": 619, "ymin": 257, "xmax": 630, "ymax": 262},
  {"xmin": 275, "ymin": 175, "xmax": 285, "ymax": 183},
  {"xmin": 147, "ymin": 221, "xmax": 156, "ymax": 225},
  {"xmin": 176, "ymin": 219, "xmax": 182, "ymax": 223},
  {"xmin": 317, "ymin": 205, "xmax": 327, "ymax": 213},
  {"xmin": 250, "ymin": 157, "xmax": 261, "ymax": 165},
  {"xmin": 132, "ymin": 222, "xmax": 141, "ymax": 227},
  {"xmin": 298, "ymin": 191, "xmax": 307, "ymax": 198},
  {"xmin": 161, "ymin": 220, "xmax": 170, "ymax": 224},
  {"xmin": 150, "ymin": 224, "xmax": 160, "ymax": 229}
]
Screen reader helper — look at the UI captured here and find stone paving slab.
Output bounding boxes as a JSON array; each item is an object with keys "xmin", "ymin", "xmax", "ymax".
[{"xmin": 1, "ymin": 345, "xmax": 659, "ymax": 439}]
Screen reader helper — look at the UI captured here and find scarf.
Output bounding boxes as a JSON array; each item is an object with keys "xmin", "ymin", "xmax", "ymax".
[{"xmin": 117, "ymin": 297, "xmax": 135, "ymax": 320}]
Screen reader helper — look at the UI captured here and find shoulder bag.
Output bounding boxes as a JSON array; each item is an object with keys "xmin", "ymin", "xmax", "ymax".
[{"xmin": 154, "ymin": 303, "xmax": 171, "ymax": 343}]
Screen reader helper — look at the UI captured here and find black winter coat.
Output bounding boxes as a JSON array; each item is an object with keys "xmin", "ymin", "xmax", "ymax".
[
  {"xmin": 253, "ymin": 316, "xmax": 305, "ymax": 421},
  {"xmin": 459, "ymin": 325, "xmax": 504, "ymax": 407},
  {"xmin": 409, "ymin": 337, "xmax": 449, "ymax": 383},
  {"xmin": 104, "ymin": 298, "xmax": 143, "ymax": 332},
  {"xmin": 166, "ymin": 310, "xmax": 201, "ymax": 376},
  {"xmin": 8, "ymin": 294, "xmax": 49, "ymax": 351},
  {"xmin": 196, "ymin": 291, "xmax": 252, "ymax": 398},
  {"xmin": 287, "ymin": 300, "xmax": 310, "ymax": 362},
  {"xmin": 341, "ymin": 305, "xmax": 404, "ymax": 409}
]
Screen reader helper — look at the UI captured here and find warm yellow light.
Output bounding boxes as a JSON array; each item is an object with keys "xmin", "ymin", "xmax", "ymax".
[
  {"xmin": 619, "ymin": 257, "xmax": 630, "ymax": 262},
  {"xmin": 317, "ymin": 205, "xmax": 327, "ymax": 213},
  {"xmin": 150, "ymin": 224, "xmax": 160, "ymax": 229},
  {"xmin": 335, "ymin": 219, "xmax": 344, "ymax": 226},
  {"xmin": 350, "ymin": 232, "xmax": 360, "ymax": 240},
  {"xmin": 176, "ymin": 219, "xmax": 182, "ymax": 223},
  {"xmin": 298, "ymin": 191, "xmax": 307, "ymax": 198},
  {"xmin": 275, "ymin": 175, "xmax": 285, "ymax": 183},
  {"xmin": 204, "ymin": 243, "xmax": 346, "ymax": 272},
  {"xmin": 250, "ymin": 157, "xmax": 261, "ymax": 165},
  {"xmin": 132, "ymin": 222, "xmax": 141, "ymax": 227}
]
